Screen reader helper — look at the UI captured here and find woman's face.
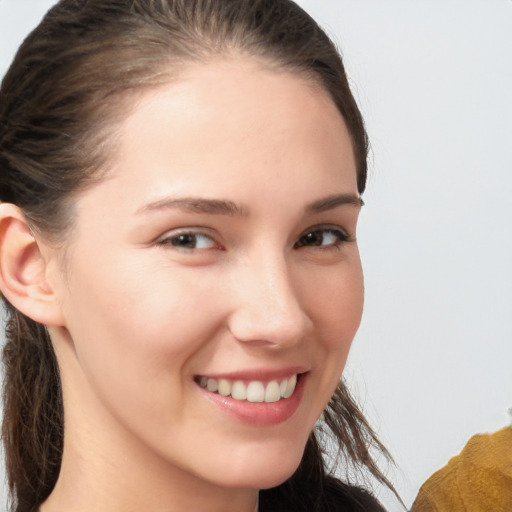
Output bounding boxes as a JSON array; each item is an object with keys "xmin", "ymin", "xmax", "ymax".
[{"xmin": 52, "ymin": 58, "xmax": 364, "ymax": 492}]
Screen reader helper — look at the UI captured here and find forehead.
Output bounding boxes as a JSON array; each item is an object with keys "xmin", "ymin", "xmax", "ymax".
[
  {"xmin": 122, "ymin": 57, "xmax": 341, "ymax": 133},
  {"xmin": 119, "ymin": 60, "xmax": 352, "ymax": 170},
  {"xmin": 72, "ymin": 57, "xmax": 357, "ymax": 224}
]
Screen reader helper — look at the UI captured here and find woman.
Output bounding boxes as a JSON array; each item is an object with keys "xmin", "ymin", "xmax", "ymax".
[{"xmin": 0, "ymin": 1, "xmax": 398, "ymax": 511}]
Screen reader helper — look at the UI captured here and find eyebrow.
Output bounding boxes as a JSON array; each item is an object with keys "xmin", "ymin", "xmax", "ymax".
[
  {"xmin": 306, "ymin": 193, "xmax": 364, "ymax": 213},
  {"xmin": 137, "ymin": 193, "xmax": 363, "ymax": 217},
  {"xmin": 137, "ymin": 197, "xmax": 247, "ymax": 216}
]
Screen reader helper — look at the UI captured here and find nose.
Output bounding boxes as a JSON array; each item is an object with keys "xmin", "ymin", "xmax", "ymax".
[{"xmin": 227, "ymin": 252, "xmax": 312, "ymax": 348}]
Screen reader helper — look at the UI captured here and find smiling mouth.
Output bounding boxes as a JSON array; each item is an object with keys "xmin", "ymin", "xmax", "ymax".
[{"xmin": 195, "ymin": 374, "xmax": 301, "ymax": 403}]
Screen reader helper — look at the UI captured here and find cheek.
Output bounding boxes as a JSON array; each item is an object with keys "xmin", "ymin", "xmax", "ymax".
[
  {"xmin": 61, "ymin": 249, "xmax": 237, "ymax": 406},
  {"xmin": 305, "ymin": 255, "xmax": 363, "ymax": 411},
  {"xmin": 60, "ymin": 256, "xmax": 211, "ymax": 399},
  {"xmin": 58, "ymin": 263, "xmax": 226, "ymax": 460},
  {"xmin": 305, "ymin": 257, "xmax": 364, "ymax": 349},
  {"xmin": 64, "ymin": 250, "xmax": 219, "ymax": 343},
  {"xmin": 291, "ymin": 257, "xmax": 364, "ymax": 435}
]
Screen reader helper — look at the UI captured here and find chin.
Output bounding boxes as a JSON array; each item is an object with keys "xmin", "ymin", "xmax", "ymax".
[
  {"xmin": 256, "ymin": 467, "xmax": 301, "ymax": 490},
  {"xmin": 222, "ymin": 465, "xmax": 301, "ymax": 491},
  {"xmin": 213, "ymin": 443, "xmax": 306, "ymax": 491}
]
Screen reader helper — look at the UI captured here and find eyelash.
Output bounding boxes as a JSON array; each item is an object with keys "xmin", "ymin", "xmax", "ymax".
[
  {"xmin": 294, "ymin": 226, "xmax": 350, "ymax": 250},
  {"xmin": 156, "ymin": 226, "xmax": 350, "ymax": 252}
]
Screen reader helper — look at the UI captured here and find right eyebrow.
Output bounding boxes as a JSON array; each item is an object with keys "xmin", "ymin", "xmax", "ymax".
[{"xmin": 136, "ymin": 197, "xmax": 248, "ymax": 217}]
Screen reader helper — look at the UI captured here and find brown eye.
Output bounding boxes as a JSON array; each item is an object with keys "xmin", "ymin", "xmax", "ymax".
[
  {"xmin": 160, "ymin": 232, "xmax": 217, "ymax": 250},
  {"xmin": 295, "ymin": 228, "xmax": 348, "ymax": 248}
]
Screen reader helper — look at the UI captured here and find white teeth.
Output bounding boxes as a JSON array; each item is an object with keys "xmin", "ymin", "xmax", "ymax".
[
  {"xmin": 231, "ymin": 380, "xmax": 247, "ymax": 400},
  {"xmin": 206, "ymin": 378, "xmax": 218, "ymax": 392},
  {"xmin": 218, "ymin": 379, "xmax": 231, "ymax": 397},
  {"xmin": 283, "ymin": 374, "xmax": 297, "ymax": 399},
  {"xmin": 199, "ymin": 374, "xmax": 299, "ymax": 402},
  {"xmin": 264, "ymin": 381, "xmax": 281, "ymax": 403},
  {"xmin": 247, "ymin": 381, "xmax": 265, "ymax": 402}
]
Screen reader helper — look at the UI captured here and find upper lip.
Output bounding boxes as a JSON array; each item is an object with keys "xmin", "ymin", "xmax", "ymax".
[{"xmin": 195, "ymin": 366, "xmax": 308, "ymax": 382}]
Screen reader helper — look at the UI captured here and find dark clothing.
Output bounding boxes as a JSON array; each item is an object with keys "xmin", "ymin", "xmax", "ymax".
[{"xmin": 259, "ymin": 476, "xmax": 386, "ymax": 512}]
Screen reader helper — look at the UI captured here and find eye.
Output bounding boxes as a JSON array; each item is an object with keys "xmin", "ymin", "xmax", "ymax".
[
  {"xmin": 295, "ymin": 227, "xmax": 349, "ymax": 249},
  {"xmin": 157, "ymin": 231, "xmax": 218, "ymax": 251}
]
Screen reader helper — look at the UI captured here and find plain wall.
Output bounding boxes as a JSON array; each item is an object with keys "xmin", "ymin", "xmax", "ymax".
[{"xmin": 1, "ymin": 1, "xmax": 511, "ymax": 510}]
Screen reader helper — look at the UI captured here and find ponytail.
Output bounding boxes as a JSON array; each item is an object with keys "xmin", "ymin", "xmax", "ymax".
[{"xmin": 2, "ymin": 301, "xmax": 63, "ymax": 512}]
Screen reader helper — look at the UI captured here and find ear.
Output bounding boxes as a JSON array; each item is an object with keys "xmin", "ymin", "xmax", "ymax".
[{"xmin": 0, "ymin": 203, "xmax": 65, "ymax": 326}]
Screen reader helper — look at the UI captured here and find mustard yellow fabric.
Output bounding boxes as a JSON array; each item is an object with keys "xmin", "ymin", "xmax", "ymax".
[{"xmin": 410, "ymin": 426, "xmax": 512, "ymax": 512}]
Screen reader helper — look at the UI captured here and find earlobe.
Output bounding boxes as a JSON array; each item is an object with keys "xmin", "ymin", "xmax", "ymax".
[{"xmin": 0, "ymin": 203, "xmax": 65, "ymax": 326}]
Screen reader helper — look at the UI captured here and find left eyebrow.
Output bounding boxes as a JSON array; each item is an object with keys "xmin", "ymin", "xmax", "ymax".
[{"xmin": 306, "ymin": 194, "xmax": 364, "ymax": 213}]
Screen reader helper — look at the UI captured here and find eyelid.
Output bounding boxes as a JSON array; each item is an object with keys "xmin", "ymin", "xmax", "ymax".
[
  {"xmin": 155, "ymin": 227, "xmax": 221, "ymax": 250},
  {"xmin": 299, "ymin": 224, "xmax": 350, "ymax": 237}
]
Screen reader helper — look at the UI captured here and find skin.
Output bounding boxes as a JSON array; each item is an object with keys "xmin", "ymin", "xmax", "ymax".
[{"xmin": 1, "ymin": 57, "xmax": 364, "ymax": 512}]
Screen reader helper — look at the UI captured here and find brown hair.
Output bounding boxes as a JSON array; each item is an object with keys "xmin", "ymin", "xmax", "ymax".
[{"xmin": 0, "ymin": 1, "xmax": 396, "ymax": 511}]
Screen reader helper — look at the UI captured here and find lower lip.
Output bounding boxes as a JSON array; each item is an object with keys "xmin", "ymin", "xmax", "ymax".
[{"xmin": 199, "ymin": 374, "xmax": 307, "ymax": 427}]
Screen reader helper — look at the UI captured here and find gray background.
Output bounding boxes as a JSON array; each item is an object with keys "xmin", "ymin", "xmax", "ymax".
[{"xmin": 1, "ymin": 1, "xmax": 511, "ymax": 510}]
